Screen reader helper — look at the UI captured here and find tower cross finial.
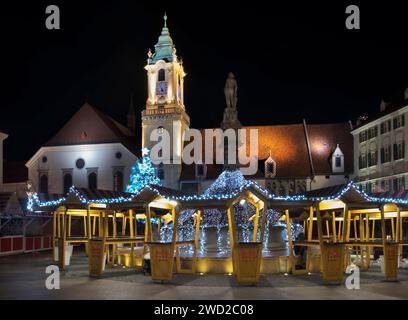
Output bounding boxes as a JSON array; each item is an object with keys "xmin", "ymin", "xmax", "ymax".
[{"xmin": 164, "ymin": 12, "xmax": 167, "ymax": 27}]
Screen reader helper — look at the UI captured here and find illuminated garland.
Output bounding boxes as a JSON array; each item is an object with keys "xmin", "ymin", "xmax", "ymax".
[{"xmin": 27, "ymin": 170, "xmax": 408, "ymax": 212}]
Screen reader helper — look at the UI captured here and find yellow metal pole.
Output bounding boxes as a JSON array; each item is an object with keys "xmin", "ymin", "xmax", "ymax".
[
  {"xmin": 342, "ymin": 205, "xmax": 350, "ymax": 242},
  {"xmin": 391, "ymin": 217, "xmax": 395, "ymax": 240},
  {"xmin": 129, "ymin": 209, "xmax": 134, "ymax": 238},
  {"xmin": 68, "ymin": 214, "xmax": 72, "ymax": 237},
  {"xmin": 397, "ymin": 207, "xmax": 401, "ymax": 261},
  {"xmin": 338, "ymin": 220, "xmax": 342, "ymax": 240},
  {"xmin": 87, "ymin": 206, "xmax": 91, "ymax": 240},
  {"xmin": 61, "ymin": 207, "xmax": 67, "ymax": 269},
  {"xmin": 396, "ymin": 208, "xmax": 401, "ymax": 241},
  {"xmin": 52, "ymin": 211, "xmax": 57, "ymax": 260},
  {"xmin": 332, "ymin": 212, "xmax": 337, "ymax": 242},
  {"xmin": 193, "ymin": 210, "xmax": 201, "ymax": 272},
  {"xmin": 57, "ymin": 211, "xmax": 61, "ymax": 238},
  {"xmin": 365, "ymin": 214, "xmax": 370, "ymax": 241},
  {"xmin": 128, "ymin": 209, "xmax": 134, "ymax": 268},
  {"xmin": 53, "ymin": 210, "xmax": 57, "ymax": 240},
  {"xmin": 380, "ymin": 205, "xmax": 386, "ymax": 247},
  {"xmin": 325, "ymin": 220, "xmax": 330, "ymax": 238},
  {"xmin": 194, "ymin": 210, "xmax": 201, "ymax": 250},
  {"xmin": 227, "ymin": 207, "xmax": 236, "ymax": 252},
  {"xmin": 315, "ymin": 204, "xmax": 323, "ymax": 248},
  {"xmin": 308, "ymin": 206, "xmax": 314, "ymax": 241},
  {"xmin": 285, "ymin": 209, "xmax": 293, "ymax": 272},
  {"xmin": 372, "ymin": 220, "xmax": 376, "ymax": 239},
  {"xmin": 259, "ymin": 204, "xmax": 267, "ymax": 243},
  {"xmin": 83, "ymin": 215, "xmax": 87, "ymax": 238},
  {"xmin": 172, "ymin": 206, "xmax": 180, "ymax": 272},
  {"xmin": 122, "ymin": 217, "xmax": 127, "ymax": 236},
  {"xmin": 157, "ymin": 217, "xmax": 161, "ymax": 240},
  {"xmin": 252, "ymin": 203, "xmax": 260, "ymax": 242},
  {"xmin": 146, "ymin": 205, "xmax": 152, "ymax": 242},
  {"xmin": 98, "ymin": 212, "xmax": 103, "ymax": 238},
  {"xmin": 92, "ymin": 215, "xmax": 96, "ymax": 236}
]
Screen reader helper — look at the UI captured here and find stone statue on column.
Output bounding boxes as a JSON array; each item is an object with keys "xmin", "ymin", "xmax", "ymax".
[
  {"xmin": 221, "ymin": 72, "xmax": 241, "ymax": 130},
  {"xmin": 224, "ymin": 72, "xmax": 238, "ymax": 110}
]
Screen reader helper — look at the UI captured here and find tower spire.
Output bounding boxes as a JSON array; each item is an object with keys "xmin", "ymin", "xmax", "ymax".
[
  {"xmin": 127, "ymin": 95, "xmax": 136, "ymax": 133},
  {"xmin": 149, "ymin": 13, "xmax": 175, "ymax": 64}
]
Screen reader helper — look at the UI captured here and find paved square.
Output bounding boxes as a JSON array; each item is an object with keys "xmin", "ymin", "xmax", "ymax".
[{"xmin": 1, "ymin": 251, "xmax": 408, "ymax": 300}]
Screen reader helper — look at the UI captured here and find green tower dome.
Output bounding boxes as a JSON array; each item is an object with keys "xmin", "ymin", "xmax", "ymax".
[{"xmin": 150, "ymin": 13, "xmax": 175, "ymax": 64}]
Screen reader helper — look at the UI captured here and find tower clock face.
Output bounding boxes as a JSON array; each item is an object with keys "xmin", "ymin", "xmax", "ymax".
[{"xmin": 156, "ymin": 81, "xmax": 168, "ymax": 97}]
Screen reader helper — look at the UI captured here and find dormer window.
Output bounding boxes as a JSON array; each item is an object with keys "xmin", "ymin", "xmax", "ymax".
[
  {"xmin": 264, "ymin": 152, "xmax": 276, "ymax": 178},
  {"xmin": 331, "ymin": 144, "xmax": 344, "ymax": 173}
]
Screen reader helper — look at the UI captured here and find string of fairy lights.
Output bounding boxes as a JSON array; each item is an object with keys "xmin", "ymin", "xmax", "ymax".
[
  {"xmin": 28, "ymin": 175, "xmax": 408, "ymax": 212},
  {"xmin": 26, "ymin": 148, "xmax": 408, "ymax": 212}
]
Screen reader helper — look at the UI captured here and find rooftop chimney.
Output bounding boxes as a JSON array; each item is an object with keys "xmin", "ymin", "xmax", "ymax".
[{"xmin": 380, "ymin": 99, "xmax": 388, "ymax": 112}]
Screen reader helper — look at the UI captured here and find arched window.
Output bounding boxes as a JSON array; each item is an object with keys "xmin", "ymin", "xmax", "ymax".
[
  {"xmin": 39, "ymin": 174, "xmax": 48, "ymax": 194},
  {"xmin": 88, "ymin": 172, "xmax": 97, "ymax": 190},
  {"xmin": 113, "ymin": 171, "xmax": 123, "ymax": 192},
  {"xmin": 158, "ymin": 69, "xmax": 165, "ymax": 82},
  {"xmin": 63, "ymin": 173, "xmax": 72, "ymax": 195}
]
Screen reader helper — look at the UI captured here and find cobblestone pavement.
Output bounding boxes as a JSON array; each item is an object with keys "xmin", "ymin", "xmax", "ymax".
[{"xmin": 1, "ymin": 251, "xmax": 408, "ymax": 300}]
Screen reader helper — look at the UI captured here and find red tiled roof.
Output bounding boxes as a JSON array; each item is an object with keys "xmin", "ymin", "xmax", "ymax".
[
  {"xmin": 3, "ymin": 160, "xmax": 28, "ymax": 183},
  {"xmin": 44, "ymin": 103, "xmax": 140, "ymax": 156},
  {"xmin": 307, "ymin": 123, "xmax": 353, "ymax": 175},
  {"xmin": 180, "ymin": 122, "xmax": 353, "ymax": 180}
]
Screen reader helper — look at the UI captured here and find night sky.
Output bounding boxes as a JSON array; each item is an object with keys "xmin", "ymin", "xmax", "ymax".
[{"xmin": 1, "ymin": 1, "xmax": 408, "ymax": 161}]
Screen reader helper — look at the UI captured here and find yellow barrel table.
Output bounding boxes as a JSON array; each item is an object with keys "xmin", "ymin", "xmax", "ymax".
[
  {"xmin": 233, "ymin": 242, "xmax": 262, "ymax": 284},
  {"xmin": 321, "ymin": 242, "xmax": 345, "ymax": 284},
  {"xmin": 383, "ymin": 243, "xmax": 398, "ymax": 282},
  {"xmin": 148, "ymin": 242, "xmax": 175, "ymax": 282},
  {"xmin": 88, "ymin": 239, "xmax": 105, "ymax": 277}
]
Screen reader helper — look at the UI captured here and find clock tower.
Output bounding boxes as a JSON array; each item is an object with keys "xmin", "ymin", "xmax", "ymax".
[{"xmin": 141, "ymin": 14, "xmax": 190, "ymax": 189}]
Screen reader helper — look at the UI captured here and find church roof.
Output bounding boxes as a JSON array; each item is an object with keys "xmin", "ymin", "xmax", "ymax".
[
  {"xmin": 44, "ymin": 103, "xmax": 140, "ymax": 156},
  {"xmin": 180, "ymin": 122, "xmax": 353, "ymax": 180}
]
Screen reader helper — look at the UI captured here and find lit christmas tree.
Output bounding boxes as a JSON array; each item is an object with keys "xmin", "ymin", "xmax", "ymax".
[{"xmin": 126, "ymin": 148, "xmax": 161, "ymax": 193}]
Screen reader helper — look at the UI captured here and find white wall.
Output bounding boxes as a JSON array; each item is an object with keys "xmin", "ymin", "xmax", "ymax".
[{"xmin": 26, "ymin": 143, "xmax": 138, "ymax": 194}]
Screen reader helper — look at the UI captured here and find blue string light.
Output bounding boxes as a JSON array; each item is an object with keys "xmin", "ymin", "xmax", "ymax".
[{"xmin": 27, "ymin": 170, "xmax": 408, "ymax": 212}]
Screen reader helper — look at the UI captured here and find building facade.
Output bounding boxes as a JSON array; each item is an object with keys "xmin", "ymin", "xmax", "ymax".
[
  {"xmin": 351, "ymin": 91, "xmax": 408, "ymax": 194},
  {"xmin": 26, "ymin": 103, "xmax": 139, "ymax": 195}
]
